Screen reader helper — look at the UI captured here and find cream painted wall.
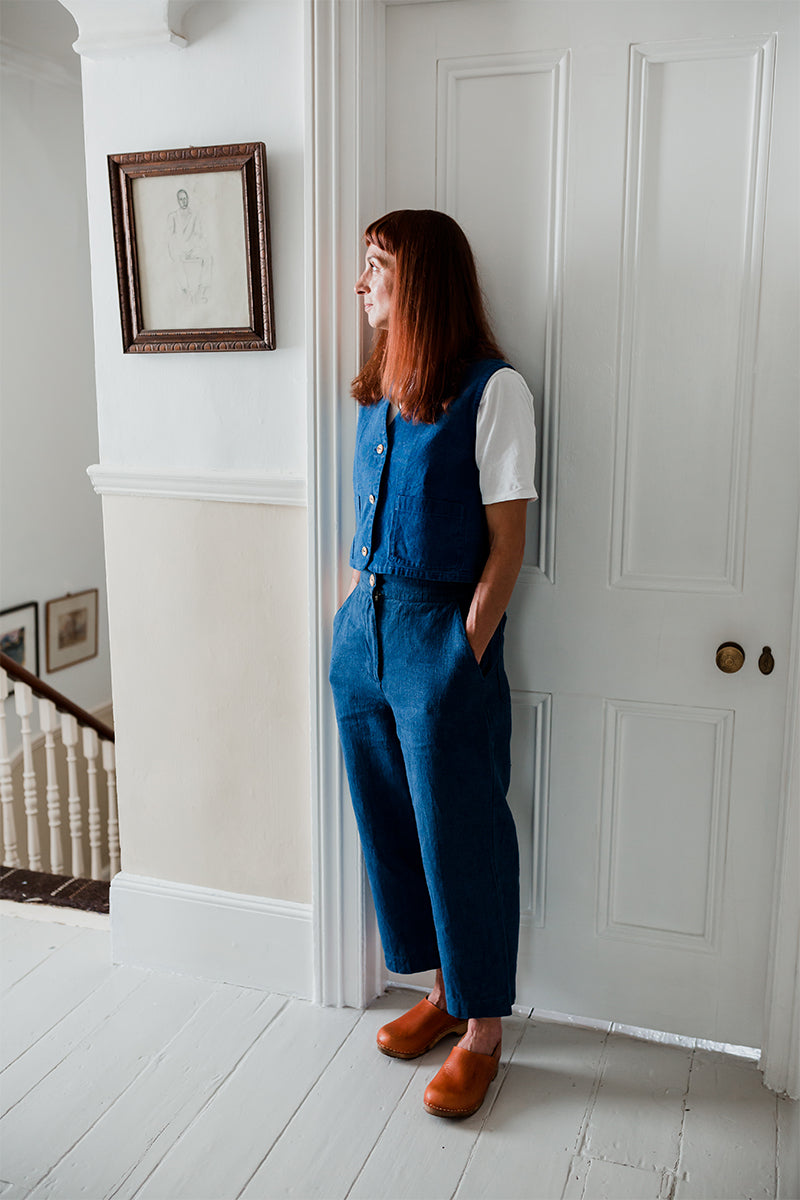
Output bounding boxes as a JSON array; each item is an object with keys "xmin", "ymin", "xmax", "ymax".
[{"xmin": 102, "ymin": 496, "xmax": 310, "ymax": 903}]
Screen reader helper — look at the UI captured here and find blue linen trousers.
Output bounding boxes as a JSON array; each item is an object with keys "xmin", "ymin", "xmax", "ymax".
[{"xmin": 329, "ymin": 570, "xmax": 519, "ymax": 1018}]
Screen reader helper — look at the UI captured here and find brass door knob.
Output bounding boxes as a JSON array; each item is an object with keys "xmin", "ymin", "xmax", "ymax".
[{"xmin": 716, "ymin": 642, "xmax": 745, "ymax": 673}]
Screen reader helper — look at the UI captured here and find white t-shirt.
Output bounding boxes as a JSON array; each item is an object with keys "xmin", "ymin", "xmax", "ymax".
[
  {"xmin": 388, "ymin": 367, "xmax": 538, "ymax": 505},
  {"xmin": 475, "ymin": 367, "xmax": 538, "ymax": 505}
]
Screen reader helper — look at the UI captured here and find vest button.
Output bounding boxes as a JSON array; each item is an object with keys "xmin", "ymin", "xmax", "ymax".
[
  {"xmin": 361, "ymin": 546, "xmax": 368, "ymax": 557},
  {"xmin": 369, "ymin": 494, "xmax": 375, "ymax": 504},
  {"xmin": 376, "ymin": 444, "xmax": 384, "ymax": 454},
  {"xmin": 369, "ymin": 573, "xmax": 376, "ymax": 587}
]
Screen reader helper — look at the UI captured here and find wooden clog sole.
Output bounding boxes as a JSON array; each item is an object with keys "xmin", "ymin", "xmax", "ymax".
[
  {"xmin": 423, "ymin": 1050, "xmax": 500, "ymax": 1116},
  {"xmin": 376, "ymin": 1020, "xmax": 468, "ymax": 1060}
]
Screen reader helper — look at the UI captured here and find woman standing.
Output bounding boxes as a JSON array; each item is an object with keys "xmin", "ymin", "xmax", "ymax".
[{"xmin": 329, "ymin": 210, "xmax": 537, "ymax": 1118}]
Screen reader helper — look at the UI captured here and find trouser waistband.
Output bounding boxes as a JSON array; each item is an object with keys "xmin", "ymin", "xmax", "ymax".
[{"xmin": 357, "ymin": 572, "xmax": 474, "ymax": 603}]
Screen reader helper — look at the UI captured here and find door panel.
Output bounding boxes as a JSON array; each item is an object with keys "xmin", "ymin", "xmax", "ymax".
[
  {"xmin": 597, "ymin": 700, "xmax": 733, "ymax": 951},
  {"xmin": 435, "ymin": 48, "xmax": 570, "ymax": 577},
  {"xmin": 381, "ymin": 0, "xmax": 799, "ymax": 1043},
  {"xmin": 613, "ymin": 38, "xmax": 774, "ymax": 592}
]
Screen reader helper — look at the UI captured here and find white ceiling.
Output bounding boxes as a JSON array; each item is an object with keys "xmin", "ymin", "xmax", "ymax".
[{"xmin": 0, "ymin": 0, "xmax": 80, "ymax": 79}]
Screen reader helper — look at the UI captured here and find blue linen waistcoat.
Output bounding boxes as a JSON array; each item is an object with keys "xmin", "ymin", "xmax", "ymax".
[{"xmin": 349, "ymin": 358, "xmax": 510, "ymax": 583}]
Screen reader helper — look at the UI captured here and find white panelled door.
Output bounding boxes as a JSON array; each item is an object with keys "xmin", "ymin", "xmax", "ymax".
[{"xmin": 380, "ymin": 0, "xmax": 798, "ymax": 1044}]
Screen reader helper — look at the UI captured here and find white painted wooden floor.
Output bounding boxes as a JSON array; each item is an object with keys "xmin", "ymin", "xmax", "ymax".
[{"xmin": 1, "ymin": 909, "xmax": 797, "ymax": 1200}]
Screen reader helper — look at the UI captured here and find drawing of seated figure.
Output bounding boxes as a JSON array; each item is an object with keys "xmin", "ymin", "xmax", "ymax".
[{"xmin": 167, "ymin": 188, "xmax": 213, "ymax": 303}]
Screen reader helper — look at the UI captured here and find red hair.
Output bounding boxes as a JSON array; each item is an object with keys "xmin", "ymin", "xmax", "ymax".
[{"xmin": 351, "ymin": 210, "xmax": 504, "ymax": 423}]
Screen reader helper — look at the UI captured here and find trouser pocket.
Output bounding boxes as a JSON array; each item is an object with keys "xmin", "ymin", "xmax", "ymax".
[{"xmin": 452, "ymin": 603, "xmax": 506, "ymax": 679}]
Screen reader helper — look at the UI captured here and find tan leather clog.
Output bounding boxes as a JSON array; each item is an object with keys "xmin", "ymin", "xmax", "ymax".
[
  {"xmin": 376, "ymin": 997, "xmax": 468, "ymax": 1059},
  {"xmin": 423, "ymin": 1041, "xmax": 501, "ymax": 1117}
]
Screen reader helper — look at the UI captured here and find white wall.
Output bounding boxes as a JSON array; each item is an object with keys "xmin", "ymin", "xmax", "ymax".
[
  {"xmin": 67, "ymin": 0, "xmax": 312, "ymax": 905},
  {"xmin": 79, "ymin": 0, "xmax": 307, "ymax": 478},
  {"xmin": 0, "ymin": 0, "xmax": 111, "ymax": 746}
]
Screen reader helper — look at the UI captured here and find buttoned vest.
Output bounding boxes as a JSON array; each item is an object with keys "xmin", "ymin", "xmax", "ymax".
[{"xmin": 349, "ymin": 358, "xmax": 510, "ymax": 583}]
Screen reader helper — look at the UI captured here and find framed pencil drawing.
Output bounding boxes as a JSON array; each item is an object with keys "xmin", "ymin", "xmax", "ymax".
[
  {"xmin": 0, "ymin": 601, "xmax": 39, "ymax": 688},
  {"xmin": 108, "ymin": 143, "xmax": 275, "ymax": 353},
  {"xmin": 45, "ymin": 589, "xmax": 98, "ymax": 673}
]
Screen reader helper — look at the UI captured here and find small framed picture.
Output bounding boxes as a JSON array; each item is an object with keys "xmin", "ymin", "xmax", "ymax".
[
  {"xmin": 108, "ymin": 142, "xmax": 275, "ymax": 353},
  {"xmin": 45, "ymin": 589, "xmax": 99, "ymax": 673},
  {"xmin": 0, "ymin": 602, "xmax": 39, "ymax": 687}
]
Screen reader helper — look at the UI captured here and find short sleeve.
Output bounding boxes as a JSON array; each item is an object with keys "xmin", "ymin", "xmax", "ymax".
[{"xmin": 475, "ymin": 368, "xmax": 538, "ymax": 505}]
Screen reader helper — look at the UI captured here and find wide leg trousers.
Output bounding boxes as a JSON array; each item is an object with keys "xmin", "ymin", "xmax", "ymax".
[{"xmin": 329, "ymin": 572, "xmax": 520, "ymax": 1018}]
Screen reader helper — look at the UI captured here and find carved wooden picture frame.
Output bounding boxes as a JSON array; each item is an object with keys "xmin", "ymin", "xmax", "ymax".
[{"xmin": 108, "ymin": 143, "xmax": 275, "ymax": 353}]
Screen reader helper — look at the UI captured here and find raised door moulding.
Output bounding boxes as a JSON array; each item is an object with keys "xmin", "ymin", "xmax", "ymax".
[
  {"xmin": 510, "ymin": 690, "xmax": 552, "ymax": 927},
  {"xmin": 610, "ymin": 35, "xmax": 776, "ymax": 593},
  {"xmin": 435, "ymin": 50, "xmax": 570, "ymax": 585},
  {"xmin": 597, "ymin": 698, "xmax": 733, "ymax": 954}
]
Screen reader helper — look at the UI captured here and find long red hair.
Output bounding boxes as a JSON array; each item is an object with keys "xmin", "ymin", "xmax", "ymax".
[{"xmin": 351, "ymin": 210, "xmax": 504, "ymax": 423}]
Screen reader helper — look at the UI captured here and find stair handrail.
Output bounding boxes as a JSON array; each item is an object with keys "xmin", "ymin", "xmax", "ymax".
[{"xmin": 0, "ymin": 652, "xmax": 114, "ymax": 743}]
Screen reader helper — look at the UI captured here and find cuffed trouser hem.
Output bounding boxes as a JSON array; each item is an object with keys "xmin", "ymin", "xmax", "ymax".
[
  {"xmin": 383, "ymin": 955, "xmax": 441, "ymax": 976},
  {"xmin": 438, "ymin": 991, "xmax": 514, "ymax": 1020}
]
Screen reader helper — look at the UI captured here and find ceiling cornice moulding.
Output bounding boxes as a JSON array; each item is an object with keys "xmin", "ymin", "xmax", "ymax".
[{"xmin": 58, "ymin": 0, "xmax": 187, "ymax": 60}]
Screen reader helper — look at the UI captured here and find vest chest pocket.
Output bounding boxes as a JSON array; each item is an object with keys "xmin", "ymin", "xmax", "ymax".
[{"xmin": 388, "ymin": 495, "xmax": 465, "ymax": 571}]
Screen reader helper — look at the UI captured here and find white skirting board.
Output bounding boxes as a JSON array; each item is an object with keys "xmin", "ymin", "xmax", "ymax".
[{"xmin": 110, "ymin": 873, "xmax": 313, "ymax": 997}]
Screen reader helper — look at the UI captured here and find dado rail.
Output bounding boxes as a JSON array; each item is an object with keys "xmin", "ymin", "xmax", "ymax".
[{"xmin": 0, "ymin": 652, "xmax": 117, "ymax": 882}]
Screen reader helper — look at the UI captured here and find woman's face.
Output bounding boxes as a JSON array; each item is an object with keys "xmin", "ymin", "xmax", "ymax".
[{"xmin": 355, "ymin": 243, "xmax": 396, "ymax": 330}]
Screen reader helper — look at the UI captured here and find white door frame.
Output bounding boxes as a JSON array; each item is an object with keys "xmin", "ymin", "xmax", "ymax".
[
  {"xmin": 305, "ymin": 0, "xmax": 800, "ymax": 1097},
  {"xmin": 761, "ymin": 518, "xmax": 800, "ymax": 1097},
  {"xmin": 305, "ymin": 0, "xmax": 385, "ymax": 1010}
]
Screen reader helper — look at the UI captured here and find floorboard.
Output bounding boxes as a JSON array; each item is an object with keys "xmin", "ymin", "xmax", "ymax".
[
  {"xmin": 0, "ymin": 915, "xmax": 795, "ymax": 1200},
  {"xmin": 1, "ymin": 964, "xmax": 145, "ymax": 1118},
  {"xmin": 580, "ymin": 1035, "xmax": 692, "ymax": 1173},
  {"xmin": 675, "ymin": 1050, "xmax": 778, "ymax": 1200},
  {"xmin": 777, "ymin": 1096, "xmax": 800, "ymax": 1200},
  {"xmin": 2, "ymin": 970, "xmax": 218, "ymax": 1193},
  {"xmin": 134, "ymin": 996, "xmax": 360, "ymax": 1200},
  {"xmin": 454, "ymin": 1020, "xmax": 607, "ymax": 1200},
  {"xmin": 1, "ymin": 927, "xmax": 113, "ymax": 1070},
  {"xmin": 348, "ymin": 1015, "xmax": 528, "ymax": 1200},
  {"xmin": 29, "ymin": 987, "xmax": 286, "ymax": 1200},
  {"xmin": 238, "ymin": 994, "xmax": 420, "ymax": 1199},
  {"xmin": 563, "ymin": 1156, "xmax": 673, "ymax": 1199},
  {"xmin": 0, "ymin": 920, "xmax": 80, "ymax": 994}
]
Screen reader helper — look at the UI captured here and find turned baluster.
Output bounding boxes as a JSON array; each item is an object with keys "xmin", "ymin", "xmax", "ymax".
[
  {"xmin": 14, "ymin": 682, "xmax": 42, "ymax": 870},
  {"xmin": 0, "ymin": 668, "xmax": 21, "ymax": 867},
  {"xmin": 39, "ymin": 699, "xmax": 65, "ymax": 875},
  {"xmin": 82, "ymin": 727, "xmax": 102, "ymax": 879},
  {"xmin": 103, "ymin": 739, "xmax": 119, "ymax": 878},
  {"xmin": 61, "ymin": 713, "xmax": 84, "ymax": 877}
]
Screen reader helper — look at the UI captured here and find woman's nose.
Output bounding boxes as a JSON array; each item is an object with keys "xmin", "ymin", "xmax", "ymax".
[{"xmin": 355, "ymin": 270, "xmax": 368, "ymax": 294}]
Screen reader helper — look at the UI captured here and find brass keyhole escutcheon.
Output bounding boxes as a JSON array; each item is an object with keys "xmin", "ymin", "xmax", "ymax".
[
  {"xmin": 759, "ymin": 646, "xmax": 775, "ymax": 675},
  {"xmin": 716, "ymin": 642, "xmax": 745, "ymax": 673}
]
